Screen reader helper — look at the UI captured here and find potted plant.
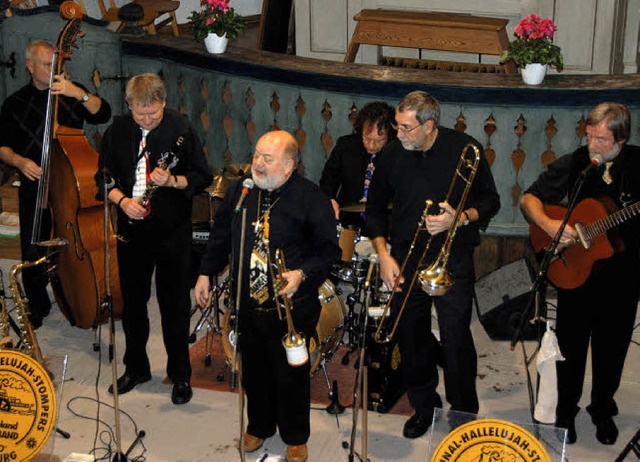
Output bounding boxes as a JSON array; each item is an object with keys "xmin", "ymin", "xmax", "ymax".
[
  {"xmin": 501, "ymin": 14, "xmax": 563, "ymax": 85},
  {"xmin": 188, "ymin": 0, "xmax": 245, "ymax": 54}
]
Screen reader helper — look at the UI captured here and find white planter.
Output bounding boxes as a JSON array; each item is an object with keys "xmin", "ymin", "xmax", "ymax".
[
  {"xmin": 204, "ymin": 33, "xmax": 229, "ymax": 54},
  {"xmin": 521, "ymin": 63, "xmax": 548, "ymax": 85}
]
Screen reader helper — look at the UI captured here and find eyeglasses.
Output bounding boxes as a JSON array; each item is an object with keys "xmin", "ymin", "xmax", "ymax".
[{"xmin": 391, "ymin": 122, "xmax": 423, "ymax": 134}]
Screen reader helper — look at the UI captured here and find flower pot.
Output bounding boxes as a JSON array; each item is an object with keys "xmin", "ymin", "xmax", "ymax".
[
  {"xmin": 521, "ymin": 63, "xmax": 548, "ymax": 85},
  {"xmin": 204, "ymin": 33, "xmax": 228, "ymax": 54}
]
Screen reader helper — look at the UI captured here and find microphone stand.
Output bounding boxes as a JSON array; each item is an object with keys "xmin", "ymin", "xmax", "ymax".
[
  {"xmin": 102, "ymin": 170, "xmax": 145, "ymax": 461},
  {"xmin": 231, "ymin": 205, "xmax": 248, "ymax": 462},
  {"xmin": 510, "ymin": 169, "xmax": 590, "ymax": 422},
  {"xmin": 348, "ymin": 255, "xmax": 376, "ymax": 462}
]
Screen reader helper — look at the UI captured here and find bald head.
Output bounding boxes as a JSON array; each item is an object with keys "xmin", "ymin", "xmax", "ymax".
[{"xmin": 252, "ymin": 130, "xmax": 299, "ymax": 191}]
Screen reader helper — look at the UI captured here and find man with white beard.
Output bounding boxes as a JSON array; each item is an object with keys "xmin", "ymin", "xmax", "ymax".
[{"xmin": 195, "ymin": 130, "xmax": 340, "ymax": 462}]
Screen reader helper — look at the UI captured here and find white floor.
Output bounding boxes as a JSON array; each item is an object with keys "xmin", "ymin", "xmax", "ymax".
[{"xmin": 1, "ymin": 257, "xmax": 639, "ymax": 462}]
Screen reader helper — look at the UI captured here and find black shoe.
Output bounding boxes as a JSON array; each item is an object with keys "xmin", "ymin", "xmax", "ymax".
[
  {"xmin": 108, "ymin": 372, "xmax": 151, "ymax": 395},
  {"xmin": 403, "ymin": 412, "xmax": 431, "ymax": 439},
  {"xmin": 555, "ymin": 417, "xmax": 577, "ymax": 444},
  {"xmin": 593, "ymin": 416, "xmax": 618, "ymax": 445},
  {"xmin": 171, "ymin": 381, "xmax": 193, "ymax": 405}
]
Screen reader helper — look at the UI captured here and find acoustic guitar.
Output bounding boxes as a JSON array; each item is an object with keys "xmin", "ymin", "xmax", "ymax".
[{"xmin": 529, "ymin": 197, "xmax": 640, "ymax": 289}]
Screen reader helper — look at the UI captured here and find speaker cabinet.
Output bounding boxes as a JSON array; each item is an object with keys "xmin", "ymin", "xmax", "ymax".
[
  {"xmin": 474, "ymin": 259, "xmax": 544, "ymax": 341},
  {"xmin": 365, "ymin": 326, "xmax": 404, "ymax": 413}
]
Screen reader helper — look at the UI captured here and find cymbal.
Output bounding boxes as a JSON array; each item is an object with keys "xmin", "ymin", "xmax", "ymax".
[
  {"xmin": 340, "ymin": 202, "xmax": 366, "ymax": 213},
  {"xmin": 205, "ymin": 163, "xmax": 252, "ymax": 198},
  {"xmin": 340, "ymin": 202, "xmax": 392, "ymax": 213}
]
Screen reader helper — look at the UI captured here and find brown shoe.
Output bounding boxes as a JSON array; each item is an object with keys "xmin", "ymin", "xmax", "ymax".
[
  {"xmin": 286, "ymin": 444, "xmax": 308, "ymax": 462},
  {"xmin": 241, "ymin": 433, "xmax": 264, "ymax": 453}
]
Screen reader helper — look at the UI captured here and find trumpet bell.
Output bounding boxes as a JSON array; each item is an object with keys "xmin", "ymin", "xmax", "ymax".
[{"xmin": 419, "ymin": 266, "xmax": 454, "ymax": 296}]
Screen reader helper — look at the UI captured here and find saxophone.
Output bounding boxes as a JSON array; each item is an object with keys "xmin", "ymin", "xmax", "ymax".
[
  {"xmin": 7, "ymin": 256, "xmax": 47, "ymax": 364},
  {"xmin": 0, "ymin": 269, "xmax": 13, "ymax": 349}
]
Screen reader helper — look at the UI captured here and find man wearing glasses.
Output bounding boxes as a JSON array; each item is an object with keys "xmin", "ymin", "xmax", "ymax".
[
  {"xmin": 365, "ymin": 91, "xmax": 500, "ymax": 438},
  {"xmin": 521, "ymin": 102, "xmax": 640, "ymax": 446}
]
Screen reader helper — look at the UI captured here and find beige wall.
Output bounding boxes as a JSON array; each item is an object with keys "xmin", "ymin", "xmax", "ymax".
[{"xmin": 295, "ymin": 0, "xmax": 640, "ymax": 74}]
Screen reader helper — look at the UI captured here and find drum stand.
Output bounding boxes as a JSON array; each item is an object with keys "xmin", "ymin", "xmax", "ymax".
[{"xmin": 189, "ymin": 275, "xmax": 229, "ymax": 369}]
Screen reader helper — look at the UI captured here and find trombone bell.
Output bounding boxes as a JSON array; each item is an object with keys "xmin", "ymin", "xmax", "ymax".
[{"xmin": 418, "ymin": 265, "xmax": 454, "ymax": 296}]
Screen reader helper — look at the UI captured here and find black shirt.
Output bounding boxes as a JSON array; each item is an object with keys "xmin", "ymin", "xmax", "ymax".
[
  {"xmin": 96, "ymin": 109, "xmax": 212, "ymax": 238},
  {"xmin": 366, "ymin": 127, "xmax": 500, "ymax": 258},
  {"xmin": 525, "ymin": 144, "xmax": 640, "ymax": 254},
  {"xmin": 0, "ymin": 82, "xmax": 111, "ymax": 193},
  {"xmin": 199, "ymin": 171, "xmax": 341, "ymax": 309}
]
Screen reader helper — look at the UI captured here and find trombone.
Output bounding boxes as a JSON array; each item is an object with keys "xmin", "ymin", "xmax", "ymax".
[{"xmin": 372, "ymin": 143, "xmax": 481, "ymax": 344}]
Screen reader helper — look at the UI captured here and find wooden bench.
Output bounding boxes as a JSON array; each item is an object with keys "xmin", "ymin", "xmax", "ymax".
[{"xmin": 345, "ymin": 9, "xmax": 516, "ymax": 73}]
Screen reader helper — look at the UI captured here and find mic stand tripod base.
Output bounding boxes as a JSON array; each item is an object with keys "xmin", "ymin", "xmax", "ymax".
[{"xmin": 325, "ymin": 379, "xmax": 345, "ymax": 415}]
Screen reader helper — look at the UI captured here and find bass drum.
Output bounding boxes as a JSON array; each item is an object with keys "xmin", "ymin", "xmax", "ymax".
[{"xmin": 221, "ymin": 279, "xmax": 346, "ymax": 376}]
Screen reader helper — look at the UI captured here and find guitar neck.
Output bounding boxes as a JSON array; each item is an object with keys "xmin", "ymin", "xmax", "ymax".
[{"xmin": 584, "ymin": 200, "xmax": 640, "ymax": 240}]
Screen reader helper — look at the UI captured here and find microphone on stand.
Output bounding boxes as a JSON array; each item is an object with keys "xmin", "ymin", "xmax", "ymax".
[
  {"xmin": 364, "ymin": 254, "xmax": 378, "ymax": 291},
  {"xmin": 234, "ymin": 178, "xmax": 254, "ymax": 212},
  {"xmin": 580, "ymin": 154, "xmax": 604, "ymax": 177}
]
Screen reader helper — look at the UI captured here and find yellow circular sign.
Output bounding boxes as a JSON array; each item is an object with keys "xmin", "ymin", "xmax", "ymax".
[
  {"xmin": 0, "ymin": 350, "xmax": 57, "ymax": 461},
  {"xmin": 432, "ymin": 418, "xmax": 551, "ymax": 462}
]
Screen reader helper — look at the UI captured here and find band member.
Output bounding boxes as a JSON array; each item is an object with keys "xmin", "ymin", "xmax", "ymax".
[
  {"xmin": 194, "ymin": 130, "xmax": 340, "ymax": 462},
  {"xmin": 95, "ymin": 73, "xmax": 211, "ymax": 404},
  {"xmin": 319, "ymin": 101, "xmax": 396, "ymax": 224},
  {"xmin": 366, "ymin": 91, "xmax": 499, "ymax": 438},
  {"xmin": 521, "ymin": 102, "xmax": 640, "ymax": 445},
  {"xmin": 0, "ymin": 40, "xmax": 111, "ymax": 329}
]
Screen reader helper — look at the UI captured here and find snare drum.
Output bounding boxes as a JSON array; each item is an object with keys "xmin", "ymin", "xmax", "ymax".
[{"xmin": 221, "ymin": 279, "xmax": 346, "ymax": 377}]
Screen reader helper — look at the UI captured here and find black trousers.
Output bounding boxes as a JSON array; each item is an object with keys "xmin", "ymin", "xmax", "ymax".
[
  {"xmin": 18, "ymin": 184, "xmax": 52, "ymax": 320},
  {"xmin": 239, "ymin": 300, "xmax": 319, "ymax": 446},
  {"xmin": 555, "ymin": 252, "xmax": 639, "ymax": 422},
  {"xmin": 117, "ymin": 228, "xmax": 192, "ymax": 382},
  {"xmin": 394, "ymin": 247, "xmax": 478, "ymax": 418}
]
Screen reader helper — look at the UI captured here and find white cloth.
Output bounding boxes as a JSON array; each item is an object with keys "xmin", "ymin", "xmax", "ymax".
[{"xmin": 534, "ymin": 325, "xmax": 565, "ymax": 423}]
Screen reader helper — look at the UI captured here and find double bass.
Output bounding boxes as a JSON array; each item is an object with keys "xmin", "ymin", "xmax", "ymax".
[{"xmin": 32, "ymin": 2, "xmax": 123, "ymax": 328}]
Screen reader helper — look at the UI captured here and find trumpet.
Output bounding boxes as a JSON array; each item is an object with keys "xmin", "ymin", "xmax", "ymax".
[
  {"xmin": 372, "ymin": 142, "xmax": 480, "ymax": 343},
  {"xmin": 273, "ymin": 249, "xmax": 309, "ymax": 367}
]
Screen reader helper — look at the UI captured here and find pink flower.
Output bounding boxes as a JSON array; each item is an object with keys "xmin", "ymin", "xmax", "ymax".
[{"xmin": 514, "ymin": 13, "xmax": 557, "ymax": 41}]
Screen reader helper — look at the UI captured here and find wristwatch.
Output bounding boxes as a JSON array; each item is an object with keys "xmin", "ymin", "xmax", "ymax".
[
  {"xmin": 299, "ymin": 269, "xmax": 307, "ymax": 282},
  {"xmin": 81, "ymin": 93, "xmax": 89, "ymax": 103}
]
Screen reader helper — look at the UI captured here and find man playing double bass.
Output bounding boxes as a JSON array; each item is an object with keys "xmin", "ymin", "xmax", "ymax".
[{"xmin": 0, "ymin": 40, "xmax": 111, "ymax": 329}]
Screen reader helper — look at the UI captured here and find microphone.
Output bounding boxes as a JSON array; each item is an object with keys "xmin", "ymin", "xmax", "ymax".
[
  {"xmin": 364, "ymin": 253, "xmax": 379, "ymax": 290},
  {"xmin": 580, "ymin": 154, "xmax": 604, "ymax": 177},
  {"xmin": 234, "ymin": 178, "xmax": 254, "ymax": 212}
]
